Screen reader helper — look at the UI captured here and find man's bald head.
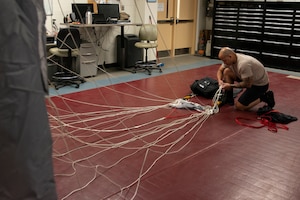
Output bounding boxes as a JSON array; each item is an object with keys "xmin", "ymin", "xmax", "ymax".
[
  {"xmin": 218, "ymin": 47, "xmax": 237, "ymax": 66},
  {"xmin": 218, "ymin": 47, "xmax": 235, "ymax": 59}
]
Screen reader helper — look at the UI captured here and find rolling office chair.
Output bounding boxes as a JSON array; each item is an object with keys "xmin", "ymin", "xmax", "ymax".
[
  {"xmin": 49, "ymin": 28, "xmax": 84, "ymax": 89},
  {"xmin": 133, "ymin": 24, "xmax": 162, "ymax": 75}
]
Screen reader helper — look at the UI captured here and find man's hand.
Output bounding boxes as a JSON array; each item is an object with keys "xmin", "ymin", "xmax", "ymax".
[
  {"xmin": 218, "ymin": 80, "xmax": 231, "ymax": 89},
  {"xmin": 221, "ymin": 82, "xmax": 232, "ymax": 90},
  {"xmin": 218, "ymin": 79, "xmax": 224, "ymax": 87}
]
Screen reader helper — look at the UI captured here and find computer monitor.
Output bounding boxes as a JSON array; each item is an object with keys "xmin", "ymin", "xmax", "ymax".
[
  {"xmin": 71, "ymin": 3, "xmax": 94, "ymax": 23},
  {"xmin": 97, "ymin": 4, "xmax": 120, "ymax": 21}
]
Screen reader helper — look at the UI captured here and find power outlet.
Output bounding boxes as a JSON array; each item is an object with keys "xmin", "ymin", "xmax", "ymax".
[{"xmin": 121, "ymin": 4, "xmax": 125, "ymax": 11}]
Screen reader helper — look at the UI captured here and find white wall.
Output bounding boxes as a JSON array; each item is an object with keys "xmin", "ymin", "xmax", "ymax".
[{"xmin": 45, "ymin": 0, "xmax": 84, "ymax": 34}]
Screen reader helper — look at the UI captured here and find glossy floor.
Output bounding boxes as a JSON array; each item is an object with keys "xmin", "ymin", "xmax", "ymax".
[{"xmin": 47, "ymin": 55, "xmax": 300, "ymax": 200}]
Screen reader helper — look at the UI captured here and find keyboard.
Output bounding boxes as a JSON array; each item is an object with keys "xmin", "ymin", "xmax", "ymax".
[
  {"xmin": 117, "ymin": 20, "xmax": 131, "ymax": 24},
  {"xmin": 105, "ymin": 17, "xmax": 131, "ymax": 23}
]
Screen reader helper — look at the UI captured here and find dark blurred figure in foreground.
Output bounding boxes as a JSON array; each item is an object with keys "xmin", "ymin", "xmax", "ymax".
[{"xmin": 0, "ymin": 0, "xmax": 57, "ymax": 199}]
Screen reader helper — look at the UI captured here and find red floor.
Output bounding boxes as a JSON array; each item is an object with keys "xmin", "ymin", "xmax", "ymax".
[{"xmin": 47, "ymin": 64, "xmax": 300, "ymax": 200}]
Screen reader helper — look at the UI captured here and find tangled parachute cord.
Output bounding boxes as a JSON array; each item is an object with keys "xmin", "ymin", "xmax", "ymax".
[{"xmin": 169, "ymin": 86, "xmax": 223, "ymax": 115}]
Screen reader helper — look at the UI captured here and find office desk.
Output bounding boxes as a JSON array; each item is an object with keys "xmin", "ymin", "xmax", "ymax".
[{"xmin": 70, "ymin": 23, "xmax": 142, "ymax": 70}]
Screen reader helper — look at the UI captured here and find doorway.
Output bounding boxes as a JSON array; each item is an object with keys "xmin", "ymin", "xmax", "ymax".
[{"xmin": 157, "ymin": 0, "xmax": 198, "ymax": 57}]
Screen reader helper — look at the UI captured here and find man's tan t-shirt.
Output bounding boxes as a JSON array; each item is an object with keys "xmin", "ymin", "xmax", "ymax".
[{"xmin": 227, "ymin": 53, "xmax": 269, "ymax": 86}]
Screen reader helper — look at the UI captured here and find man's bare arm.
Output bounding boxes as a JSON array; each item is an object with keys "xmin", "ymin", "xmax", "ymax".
[
  {"xmin": 231, "ymin": 76, "xmax": 253, "ymax": 88},
  {"xmin": 217, "ymin": 66, "xmax": 225, "ymax": 83}
]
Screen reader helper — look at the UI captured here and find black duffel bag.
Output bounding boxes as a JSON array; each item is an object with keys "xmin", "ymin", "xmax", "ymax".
[{"xmin": 190, "ymin": 77, "xmax": 219, "ymax": 99}]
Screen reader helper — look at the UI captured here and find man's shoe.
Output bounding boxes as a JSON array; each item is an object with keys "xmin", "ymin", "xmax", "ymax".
[
  {"xmin": 261, "ymin": 90, "xmax": 275, "ymax": 108},
  {"xmin": 257, "ymin": 105, "xmax": 273, "ymax": 116}
]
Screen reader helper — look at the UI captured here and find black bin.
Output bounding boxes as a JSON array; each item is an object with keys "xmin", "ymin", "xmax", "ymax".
[{"xmin": 117, "ymin": 34, "xmax": 143, "ymax": 68}]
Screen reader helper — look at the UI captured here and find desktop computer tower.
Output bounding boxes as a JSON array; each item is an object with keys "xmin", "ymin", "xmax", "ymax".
[{"xmin": 117, "ymin": 34, "xmax": 142, "ymax": 68}]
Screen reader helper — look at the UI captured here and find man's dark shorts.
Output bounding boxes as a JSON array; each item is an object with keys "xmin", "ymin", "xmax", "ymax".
[{"xmin": 238, "ymin": 84, "xmax": 269, "ymax": 106}]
